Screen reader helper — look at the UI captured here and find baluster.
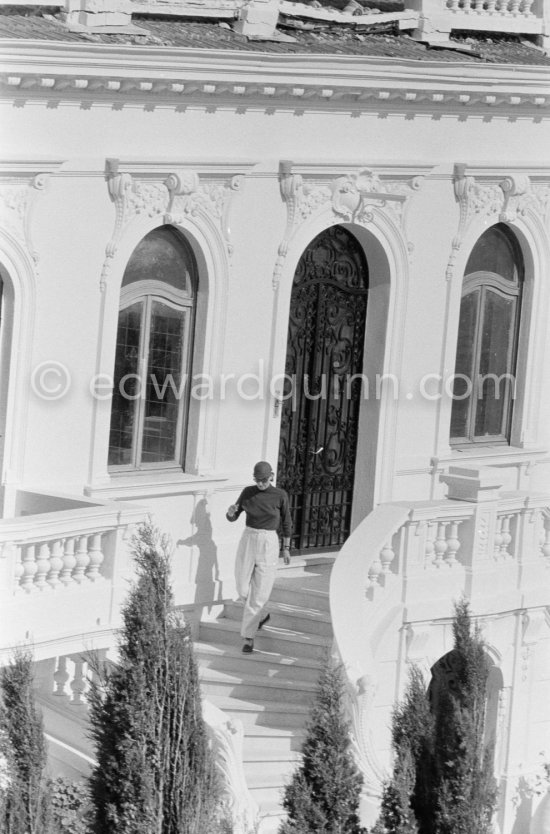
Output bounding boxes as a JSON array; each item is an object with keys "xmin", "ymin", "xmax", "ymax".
[
  {"xmin": 494, "ymin": 516, "xmax": 504, "ymax": 560},
  {"xmin": 447, "ymin": 0, "xmax": 460, "ymax": 10},
  {"xmin": 380, "ymin": 541, "xmax": 395, "ymax": 573},
  {"xmin": 34, "ymin": 543, "xmax": 51, "ymax": 590},
  {"xmin": 60, "ymin": 537, "xmax": 77, "ymax": 585},
  {"xmin": 510, "ymin": 0, "xmax": 520, "ymax": 11},
  {"xmin": 13, "ymin": 545, "xmax": 24, "ymax": 589},
  {"xmin": 540, "ymin": 516, "xmax": 550, "ymax": 563},
  {"xmin": 495, "ymin": 0, "xmax": 508, "ymax": 10},
  {"xmin": 486, "ymin": 0, "xmax": 496, "ymax": 10},
  {"xmin": 433, "ymin": 523, "xmax": 448, "ymax": 567},
  {"xmin": 47, "ymin": 540, "xmax": 64, "ymax": 588},
  {"xmin": 53, "ymin": 656, "xmax": 70, "ymax": 697},
  {"xmin": 445, "ymin": 521, "xmax": 461, "ymax": 566},
  {"xmin": 20, "ymin": 544, "xmax": 37, "ymax": 592},
  {"xmin": 73, "ymin": 536, "xmax": 90, "ymax": 583},
  {"xmin": 89, "ymin": 648, "xmax": 107, "ymax": 690},
  {"xmin": 70, "ymin": 656, "xmax": 87, "ymax": 705},
  {"xmin": 474, "ymin": 0, "xmax": 485, "ymax": 11},
  {"xmin": 424, "ymin": 522, "xmax": 436, "ymax": 567},
  {"xmin": 520, "ymin": 0, "xmax": 533, "ymax": 13},
  {"xmin": 86, "ymin": 533, "xmax": 104, "ymax": 581},
  {"xmin": 367, "ymin": 557, "xmax": 383, "ymax": 588},
  {"xmin": 500, "ymin": 515, "xmax": 512, "ymax": 559}
]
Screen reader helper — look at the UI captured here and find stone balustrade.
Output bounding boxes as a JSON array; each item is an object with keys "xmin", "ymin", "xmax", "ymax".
[
  {"xmin": 406, "ymin": 0, "xmax": 549, "ymax": 44},
  {"xmin": 0, "ymin": 490, "xmax": 147, "ymax": 663},
  {"xmin": 330, "ymin": 467, "xmax": 550, "ymax": 825}
]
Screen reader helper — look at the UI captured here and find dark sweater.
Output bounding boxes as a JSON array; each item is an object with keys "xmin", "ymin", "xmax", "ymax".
[{"xmin": 227, "ymin": 485, "xmax": 292, "ymax": 538}]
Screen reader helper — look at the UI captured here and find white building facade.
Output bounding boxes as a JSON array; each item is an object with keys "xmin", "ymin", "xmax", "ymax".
[{"xmin": 1, "ymin": 2, "xmax": 550, "ymax": 830}]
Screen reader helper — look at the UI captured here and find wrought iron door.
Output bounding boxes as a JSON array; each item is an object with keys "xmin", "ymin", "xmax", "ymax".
[{"xmin": 277, "ymin": 226, "xmax": 369, "ymax": 551}]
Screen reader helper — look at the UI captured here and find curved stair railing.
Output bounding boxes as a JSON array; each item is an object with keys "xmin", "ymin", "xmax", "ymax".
[
  {"xmin": 330, "ymin": 466, "xmax": 550, "ymax": 823},
  {"xmin": 203, "ymin": 700, "xmax": 260, "ymax": 834}
]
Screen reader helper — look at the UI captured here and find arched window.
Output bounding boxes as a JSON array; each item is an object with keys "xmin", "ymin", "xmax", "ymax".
[
  {"xmin": 450, "ymin": 224, "xmax": 524, "ymax": 445},
  {"xmin": 108, "ymin": 227, "xmax": 196, "ymax": 469}
]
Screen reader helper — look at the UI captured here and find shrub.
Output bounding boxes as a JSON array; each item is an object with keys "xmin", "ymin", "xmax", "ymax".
[
  {"xmin": 88, "ymin": 521, "xmax": 220, "ymax": 834},
  {"xmin": 0, "ymin": 650, "xmax": 51, "ymax": 834},
  {"xmin": 372, "ymin": 599, "xmax": 497, "ymax": 834},
  {"xmin": 279, "ymin": 657, "xmax": 365, "ymax": 834}
]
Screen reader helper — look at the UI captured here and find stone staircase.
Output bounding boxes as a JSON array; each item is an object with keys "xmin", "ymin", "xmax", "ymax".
[{"xmin": 195, "ymin": 554, "xmax": 335, "ymax": 833}]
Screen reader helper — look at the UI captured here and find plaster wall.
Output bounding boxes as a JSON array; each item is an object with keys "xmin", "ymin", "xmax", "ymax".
[{"xmin": 1, "ymin": 78, "xmax": 550, "ymax": 607}]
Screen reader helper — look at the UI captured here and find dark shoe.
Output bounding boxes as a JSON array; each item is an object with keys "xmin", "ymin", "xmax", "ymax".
[
  {"xmin": 258, "ymin": 613, "xmax": 271, "ymax": 631},
  {"xmin": 242, "ymin": 639, "xmax": 254, "ymax": 653}
]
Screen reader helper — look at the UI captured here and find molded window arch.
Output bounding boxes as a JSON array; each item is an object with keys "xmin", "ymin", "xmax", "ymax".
[
  {"xmin": 108, "ymin": 226, "xmax": 197, "ymax": 470},
  {"xmin": 450, "ymin": 224, "xmax": 524, "ymax": 445}
]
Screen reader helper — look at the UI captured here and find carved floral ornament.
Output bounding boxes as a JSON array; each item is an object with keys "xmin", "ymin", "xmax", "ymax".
[
  {"xmin": 446, "ymin": 164, "xmax": 550, "ymax": 281},
  {"xmin": 101, "ymin": 162, "xmax": 244, "ymax": 289},
  {"xmin": 0, "ymin": 173, "xmax": 49, "ymax": 267},
  {"xmin": 274, "ymin": 164, "xmax": 423, "ymax": 289}
]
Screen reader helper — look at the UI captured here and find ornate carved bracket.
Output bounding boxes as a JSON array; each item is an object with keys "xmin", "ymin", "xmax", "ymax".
[
  {"xmin": 446, "ymin": 164, "xmax": 550, "ymax": 281},
  {"xmin": 345, "ymin": 669, "xmax": 386, "ymax": 799},
  {"xmin": 101, "ymin": 159, "xmax": 243, "ymax": 290},
  {"xmin": 0, "ymin": 173, "xmax": 49, "ymax": 268},
  {"xmin": 203, "ymin": 700, "xmax": 259, "ymax": 834},
  {"xmin": 274, "ymin": 161, "xmax": 422, "ymax": 290}
]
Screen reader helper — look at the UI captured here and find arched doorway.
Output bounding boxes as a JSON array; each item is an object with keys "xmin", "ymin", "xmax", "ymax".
[{"xmin": 277, "ymin": 225, "xmax": 369, "ymax": 552}]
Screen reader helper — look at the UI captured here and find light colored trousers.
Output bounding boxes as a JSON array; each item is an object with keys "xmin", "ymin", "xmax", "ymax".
[{"xmin": 234, "ymin": 527, "xmax": 279, "ymax": 639}]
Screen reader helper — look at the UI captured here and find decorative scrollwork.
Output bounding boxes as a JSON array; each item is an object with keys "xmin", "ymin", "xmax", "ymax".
[
  {"xmin": 101, "ymin": 163, "xmax": 242, "ymax": 289},
  {"xmin": 274, "ymin": 163, "xmax": 422, "ymax": 289},
  {"xmin": 277, "ymin": 225, "xmax": 368, "ymax": 550},
  {"xmin": 0, "ymin": 174, "xmax": 49, "ymax": 267},
  {"xmin": 447, "ymin": 165, "xmax": 550, "ymax": 281}
]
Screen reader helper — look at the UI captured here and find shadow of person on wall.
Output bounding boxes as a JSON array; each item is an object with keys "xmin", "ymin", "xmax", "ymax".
[
  {"xmin": 177, "ymin": 497, "xmax": 221, "ymax": 613},
  {"xmin": 510, "ymin": 776, "xmax": 533, "ymax": 834}
]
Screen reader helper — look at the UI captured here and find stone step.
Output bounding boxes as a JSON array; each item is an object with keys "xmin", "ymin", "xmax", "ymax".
[
  {"xmin": 212, "ymin": 695, "xmax": 310, "ymax": 730},
  {"xmin": 195, "ymin": 641, "xmax": 323, "ymax": 684},
  {"xmin": 199, "ymin": 618, "xmax": 331, "ymax": 661},
  {"xmin": 277, "ymin": 554, "xmax": 336, "ymax": 578},
  {"xmin": 270, "ymin": 581, "xmax": 331, "ymax": 613},
  {"xmin": 245, "ymin": 757, "xmax": 296, "ymax": 789},
  {"xmin": 252, "ymin": 790, "xmax": 287, "ymax": 833},
  {"xmin": 222, "ymin": 599, "xmax": 333, "ymax": 638},
  {"xmin": 201, "ymin": 665, "xmax": 317, "ymax": 705},
  {"xmin": 242, "ymin": 725, "xmax": 306, "ymax": 759}
]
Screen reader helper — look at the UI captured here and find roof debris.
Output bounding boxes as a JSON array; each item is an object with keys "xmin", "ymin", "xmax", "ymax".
[{"xmin": 0, "ymin": 5, "xmax": 549, "ymax": 65}]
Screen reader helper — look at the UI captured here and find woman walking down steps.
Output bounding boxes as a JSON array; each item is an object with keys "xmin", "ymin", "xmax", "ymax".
[{"xmin": 226, "ymin": 461, "xmax": 292, "ymax": 654}]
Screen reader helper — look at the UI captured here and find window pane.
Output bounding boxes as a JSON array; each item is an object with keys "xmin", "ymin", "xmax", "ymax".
[
  {"xmin": 450, "ymin": 290, "xmax": 479, "ymax": 440},
  {"xmin": 108, "ymin": 303, "xmax": 143, "ymax": 466},
  {"xmin": 141, "ymin": 301, "xmax": 186, "ymax": 463},
  {"xmin": 122, "ymin": 227, "xmax": 194, "ymax": 294},
  {"xmin": 474, "ymin": 291, "xmax": 515, "ymax": 438},
  {"xmin": 465, "ymin": 224, "xmax": 518, "ymax": 283}
]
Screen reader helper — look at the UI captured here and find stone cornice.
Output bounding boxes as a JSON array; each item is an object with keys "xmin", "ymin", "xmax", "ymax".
[{"xmin": 0, "ymin": 42, "xmax": 549, "ymax": 110}]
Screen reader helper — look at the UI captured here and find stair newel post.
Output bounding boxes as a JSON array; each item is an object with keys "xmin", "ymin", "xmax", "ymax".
[{"xmin": 440, "ymin": 465, "xmax": 503, "ymax": 599}]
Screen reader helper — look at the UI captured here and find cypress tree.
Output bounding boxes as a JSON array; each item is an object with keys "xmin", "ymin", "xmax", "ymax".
[
  {"xmin": 373, "ymin": 600, "xmax": 497, "ymax": 834},
  {"xmin": 374, "ymin": 665, "xmax": 432, "ymax": 834},
  {"xmin": 0, "ymin": 650, "xmax": 51, "ymax": 834},
  {"xmin": 279, "ymin": 657, "xmax": 365, "ymax": 834},
  {"xmin": 88, "ymin": 521, "xmax": 219, "ymax": 834},
  {"xmin": 432, "ymin": 599, "xmax": 497, "ymax": 834}
]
